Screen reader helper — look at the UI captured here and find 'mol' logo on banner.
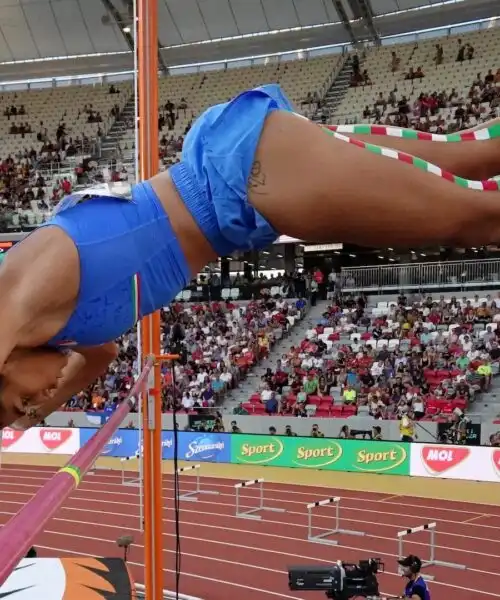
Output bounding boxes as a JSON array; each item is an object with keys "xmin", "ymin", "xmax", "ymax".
[
  {"xmin": 1, "ymin": 428, "xmax": 24, "ymax": 449},
  {"xmin": 492, "ymin": 449, "xmax": 500, "ymax": 476},
  {"xmin": 39, "ymin": 429, "xmax": 73, "ymax": 450},
  {"xmin": 421, "ymin": 446, "xmax": 470, "ymax": 474}
]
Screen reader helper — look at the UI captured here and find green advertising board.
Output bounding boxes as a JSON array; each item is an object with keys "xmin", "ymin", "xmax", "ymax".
[{"xmin": 231, "ymin": 435, "xmax": 410, "ymax": 475}]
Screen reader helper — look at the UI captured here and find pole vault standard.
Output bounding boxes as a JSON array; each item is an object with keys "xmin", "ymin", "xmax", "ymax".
[
  {"xmin": 135, "ymin": 0, "xmax": 162, "ymax": 596},
  {"xmin": 0, "ymin": 358, "xmax": 155, "ymax": 586}
]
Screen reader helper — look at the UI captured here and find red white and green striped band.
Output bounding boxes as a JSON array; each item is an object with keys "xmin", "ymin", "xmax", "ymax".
[
  {"xmin": 321, "ymin": 127, "xmax": 500, "ymax": 192},
  {"xmin": 325, "ymin": 123, "xmax": 500, "ymax": 142}
]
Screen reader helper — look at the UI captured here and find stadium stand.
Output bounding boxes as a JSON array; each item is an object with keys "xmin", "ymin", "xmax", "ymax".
[
  {"xmin": 118, "ymin": 55, "xmax": 343, "ymax": 167},
  {"xmin": 0, "ymin": 84, "xmax": 131, "ymax": 156},
  {"xmin": 64, "ymin": 296, "xmax": 308, "ymax": 416},
  {"xmin": 334, "ymin": 28, "xmax": 500, "ymax": 127},
  {"xmin": 0, "ymin": 83, "xmax": 132, "ymax": 231},
  {"xmin": 2, "ymin": 27, "xmax": 500, "ymax": 423},
  {"xmin": 242, "ymin": 293, "xmax": 500, "ymax": 421}
]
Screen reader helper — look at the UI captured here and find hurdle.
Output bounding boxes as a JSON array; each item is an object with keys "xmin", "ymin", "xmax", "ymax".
[
  {"xmin": 120, "ymin": 452, "xmax": 141, "ymax": 486},
  {"xmin": 307, "ymin": 497, "xmax": 365, "ymax": 545},
  {"xmin": 234, "ymin": 478, "xmax": 286, "ymax": 520},
  {"xmin": 397, "ymin": 522, "xmax": 466, "ymax": 581},
  {"xmin": 177, "ymin": 464, "xmax": 219, "ymax": 501}
]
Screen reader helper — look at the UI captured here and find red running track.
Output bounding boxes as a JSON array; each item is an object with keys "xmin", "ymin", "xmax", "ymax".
[{"xmin": 1, "ymin": 464, "xmax": 500, "ymax": 600}]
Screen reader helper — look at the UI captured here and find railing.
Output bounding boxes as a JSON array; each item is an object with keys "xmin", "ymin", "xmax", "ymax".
[
  {"xmin": 341, "ymin": 259, "xmax": 500, "ymax": 292},
  {"xmin": 174, "ymin": 282, "xmax": 296, "ymax": 302}
]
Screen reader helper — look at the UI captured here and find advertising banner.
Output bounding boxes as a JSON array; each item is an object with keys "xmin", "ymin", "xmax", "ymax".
[
  {"xmin": 1, "ymin": 427, "xmax": 80, "ymax": 455},
  {"xmin": 79, "ymin": 429, "xmax": 229, "ymax": 462},
  {"xmin": 177, "ymin": 432, "xmax": 231, "ymax": 463},
  {"xmin": 79, "ymin": 428, "xmax": 139, "ymax": 458},
  {"xmin": 161, "ymin": 431, "xmax": 175, "ymax": 460},
  {"xmin": 231, "ymin": 435, "xmax": 410, "ymax": 475},
  {"xmin": 410, "ymin": 443, "xmax": 500, "ymax": 482}
]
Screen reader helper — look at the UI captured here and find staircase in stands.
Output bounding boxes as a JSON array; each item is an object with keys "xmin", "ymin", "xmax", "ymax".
[
  {"xmin": 313, "ymin": 56, "xmax": 353, "ymax": 122},
  {"xmin": 100, "ymin": 95, "xmax": 136, "ymax": 161},
  {"xmin": 222, "ymin": 300, "xmax": 329, "ymax": 412}
]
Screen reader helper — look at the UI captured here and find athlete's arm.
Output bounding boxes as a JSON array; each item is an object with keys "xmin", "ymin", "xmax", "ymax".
[
  {"xmin": 0, "ymin": 227, "xmax": 80, "ymax": 374},
  {"xmin": 9, "ymin": 343, "xmax": 119, "ymax": 428},
  {"xmin": 38, "ymin": 343, "xmax": 118, "ymax": 418}
]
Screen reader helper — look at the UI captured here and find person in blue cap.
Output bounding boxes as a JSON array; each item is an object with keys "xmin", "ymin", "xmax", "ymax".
[
  {"xmin": 398, "ymin": 555, "xmax": 431, "ymax": 599},
  {"xmin": 0, "ymin": 83, "xmax": 500, "ymax": 429}
]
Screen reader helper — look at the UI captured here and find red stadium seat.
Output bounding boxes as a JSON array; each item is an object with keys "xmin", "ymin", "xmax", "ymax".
[
  {"xmin": 452, "ymin": 398, "xmax": 467, "ymax": 411},
  {"xmin": 330, "ymin": 405, "xmax": 343, "ymax": 417},
  {"xmin": 316, "ymin": 409, "xmax": 330, "ymax": 417},
  {"xmin": 343, "ymin": 405, "xmax": 357, "ymax": 416}
]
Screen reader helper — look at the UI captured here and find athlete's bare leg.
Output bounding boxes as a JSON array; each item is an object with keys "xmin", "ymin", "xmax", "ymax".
[
  {"xmin": 336, "ymin": 117, "xmax": 500, "ymax": 180},
  {"xmin": 249, "ymin": 111, "xmax": 500, "ymax": 248}
]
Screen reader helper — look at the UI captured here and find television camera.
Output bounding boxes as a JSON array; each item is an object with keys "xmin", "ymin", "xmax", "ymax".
[{"xmin": 288, "ymin": 558, "xmax": 384, "ymax": 600}]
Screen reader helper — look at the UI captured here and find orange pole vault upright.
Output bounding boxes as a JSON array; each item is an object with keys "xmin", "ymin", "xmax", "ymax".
[{"xmin": 137, "ymin": 0, "xmax": 162, "ymax": 598}]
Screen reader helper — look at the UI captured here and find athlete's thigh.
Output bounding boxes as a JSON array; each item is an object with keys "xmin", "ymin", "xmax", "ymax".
[{"xmin": 248, "ymin": 110, "xmax": 499, "ymax": 248}]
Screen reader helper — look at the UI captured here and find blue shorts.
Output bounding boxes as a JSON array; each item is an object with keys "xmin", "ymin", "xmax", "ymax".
[
  {"xmin": 170, "ymin": 84, "xmax": 294, "ymax": 255},
  {"xmin": 34, "ymin": 85, "xmax": 294, "ymax": 347}
]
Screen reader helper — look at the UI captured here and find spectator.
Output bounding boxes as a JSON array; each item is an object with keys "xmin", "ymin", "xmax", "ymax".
[
  {"xmin": 390, "ymin": 51, "xmax": 401, "ymax": 72},
  {"xmin": 311, "ymin": 424, "xmax": 324, "ymax": 438},
  {"xmin": 230, "ymin": 420, "xmax": 242, "ymax": 433},
  {"xmin": 343, "ymin": 384, "xmax": 357, "ymax": 405},
  {"xmin": 434, "ymin": 44, "xmax": 444, "ymax": 65},
  {"xmin": 485, "ymin": 69, "xmax": 494, "ymax": 85},
  {"xmin": 339, "ymin": 425, "xmax": 352, "ymax": 439},
  {"xmin": 489, "ymin": 432, "xmax": 500, "ymax": 447},
  {"xmin": 399, "ymin": 413, "xmax": 416, "ymax": 442}
]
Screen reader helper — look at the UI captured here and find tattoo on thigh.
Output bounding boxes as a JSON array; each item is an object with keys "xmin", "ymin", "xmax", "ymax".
[{"xmin": 248, "ymin": 161, "xmax": 268, "ymax": 195}]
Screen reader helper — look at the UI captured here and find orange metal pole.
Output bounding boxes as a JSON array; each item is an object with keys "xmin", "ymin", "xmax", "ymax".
[
  {"xmin": 152, "ymin": 311, "xmax": 163, "ymax": 586},
  {"xmin": 137, "ymin": 0, "xmax": 161, "ymax": 597}
]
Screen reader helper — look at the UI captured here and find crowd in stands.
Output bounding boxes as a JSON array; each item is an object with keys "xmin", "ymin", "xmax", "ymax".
[
  {"xmin": 241, "ymin": 292, "xmax": 500, "ymax": 421},
  {"xmin": 195, "ymin": 268, "xmax": 335, "ymax": 305},
  {"xmin": 357, "ymin": 62, "xmax": 500, "ymax": 131},
  {"xmin": 3, "ymin": 30, "xmax": 500, "ymax": 433},
  {"xmin": 0, "ymin": 83, "xmax": 130, "ymax": 231},
  {"xmin": 341, "ymin": 31, "xmax": 500, "ymax": 132},
  {"xmin": 65, "ymin": 295, "xmax": 307, "ymax": 415}
]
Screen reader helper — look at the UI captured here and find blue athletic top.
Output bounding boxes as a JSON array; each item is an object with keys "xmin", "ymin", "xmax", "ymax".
[
  {"xmin": 405, "ymin": 576, "xmax": 431, "ymax": 600},
  {"xmin": 37, "ymin": 84, "xmax": 294, "ymax": 347}
]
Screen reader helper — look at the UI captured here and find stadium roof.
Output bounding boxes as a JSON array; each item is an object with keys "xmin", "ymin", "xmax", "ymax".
[{"xmin": 0, "ymin": 0, "xmax": 498, "ymax": 82}]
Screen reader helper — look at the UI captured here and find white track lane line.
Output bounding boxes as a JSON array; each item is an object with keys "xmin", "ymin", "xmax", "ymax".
[
  {"xmin": 0, "ymin": 474, "xmax": 498, "ymax": 539},
  {"xmin": 1, "ymin": 483, "xmax": 500, "ymax": 556},
  {"xmin": 34, "ymin": 544, "xmax": 307, "ymax": 600},
  {"xmin": 0, "ymin": 499, "xmax": 499, "ymax": 590},
  {"xmin": 31, "ymin": 530, "xmax": 500, "ymax": 598},
  {"xmin": 1, "ymin": 465, "xmax": 497, "ymax": 516},
  {"xmin": 2, "ymin": 467, "xmax": 499, "ymax": 597}
]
